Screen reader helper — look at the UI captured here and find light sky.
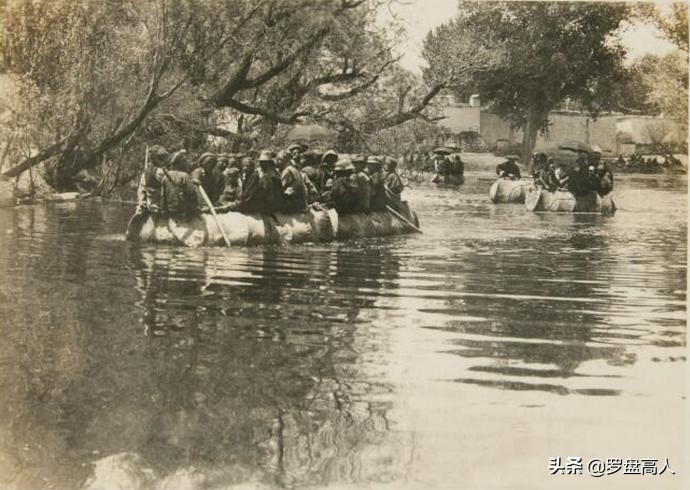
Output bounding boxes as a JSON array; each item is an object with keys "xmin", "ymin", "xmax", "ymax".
[{"xmin": 380, "ymin": 0, "xmax": 678, "ymax": 74}]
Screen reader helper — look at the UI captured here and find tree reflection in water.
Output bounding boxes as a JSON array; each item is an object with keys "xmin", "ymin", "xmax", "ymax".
[{"xmin": 74, "ymin": 245, "xmax": 413, "ymax": 488}]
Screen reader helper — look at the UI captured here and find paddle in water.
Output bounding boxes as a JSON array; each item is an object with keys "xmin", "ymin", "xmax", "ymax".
[
  {"xmin": 125, "ymin": 146, "xmax": 150, "ymax": 241},
  {"xmin": 197, "ymin": 184, "xmax": 232, "ymax": 248}
]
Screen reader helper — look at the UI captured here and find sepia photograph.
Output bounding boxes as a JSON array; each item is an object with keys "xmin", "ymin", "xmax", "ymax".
[{"xmin": 0, "ymin": 1, "xmax": 687, "ymax": 489}]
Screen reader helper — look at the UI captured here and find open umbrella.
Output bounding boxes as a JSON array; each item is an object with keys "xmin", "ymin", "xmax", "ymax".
[
  {"xmin": 558, "ymin": 141, "xmax": 592, "ymax": 153},
  {"xmin": 287, "ymin": 124, "xmax": 337, "ymax": 142},
  {"xmin": 534, "ymin": 146, "xmax": 581, "ymax": 166}
]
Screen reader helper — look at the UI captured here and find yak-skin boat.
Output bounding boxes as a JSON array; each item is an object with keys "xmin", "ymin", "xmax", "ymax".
[
  {"xmin": 525, "ymin": 188, "xmax": 616, "ymax": 214},
  {"xmin": 489, "ymin": 178, "xmax": 531, "ymax": 204},
  {"xmin": 126, "ymin": 203, "xmax": 420, "ymax": 247}
]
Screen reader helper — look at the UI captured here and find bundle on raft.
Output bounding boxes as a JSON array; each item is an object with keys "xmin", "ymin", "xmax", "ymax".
[
  {"xmin": 126, "ymin": 203, "xmax": 420, "ymax": 247},
  {"xmin": 525, "ymin": 188, "xmax": 616, "ymax": 215},
  {"xmin": 431, "ymin": 174, "xmax": 464, "ymax": 186},
  {"xmin": 489, "ymin": 178, "xmax": 531, "ymax": 204}
]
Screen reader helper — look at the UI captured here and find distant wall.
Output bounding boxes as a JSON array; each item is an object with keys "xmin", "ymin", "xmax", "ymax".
[
  {"xmin": 479, "ymin": 112, "xmax": 515, "ymax": 148},
  {"xmin": 442, "ymin": 102, "xmax": 685, "ymax": 155},
  {"xmin": 441, "ymin": 106, "xmax": 481, "ymax": 134},
  {"xmin": 537, "ymin": 113, "xmax": 618, "ymax": 153}
]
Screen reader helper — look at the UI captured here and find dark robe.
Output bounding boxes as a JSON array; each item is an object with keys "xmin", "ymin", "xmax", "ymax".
[
  {"xmin": 238, "ymin": 168, "xmax": 284, "ymax": 215},
  {"xmin": 496, "ymin": 160, "xmax": 521, "ymax": 179}
]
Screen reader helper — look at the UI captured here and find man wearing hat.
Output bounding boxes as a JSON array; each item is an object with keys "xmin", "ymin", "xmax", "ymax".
[
  {"xmin": 191, "ymin": 152, "xmax": 225, "ymax": 205},
  {"xmin": 145, "ymin": 149, "xmax": 200, "ymax": 219},
  {"xmin": 240, "ymin": 156, "xmax": 255, "ymax": 186},
  {"xmin": 366, "ymin": 156, "xmax": 387, "ymax": 211},
  {"xmin": 329, "ymin": 155, "xmax": 358, "ymax": 213},
  {"xmin": 298, "ymin": 150, "xmax": 320, "ymax": 203},
  {"xmin": 384, "ymin": 156, "xmax": 404, "ymax": 197},
  {"xmin": 430, "ymin": 147, "xmax": 451, "ymax": 183},
  {"xmin": 287, "ymin": 144, "xmax": 303, "ymax": 169},
  {"xmin": 137, "ymin": 144, "xmax": 169, "ymax": 213},
  {"xmin": 351, "ymin": 154, "xmax": 371, "ymax": 213},
  {"xmin": 496, "ymin": 155, "xmax": 522, "ymax": 180},
  {"xmin": 238, "ymin": 150, "xmax": 284, "ymax": 215},
  {"xmin": 319, "ymin": 150, "xmax": 338, "ymax": 202},
  {"xmin": 281, "ymin": 149, "xmax": 308, "ymax": 213}
]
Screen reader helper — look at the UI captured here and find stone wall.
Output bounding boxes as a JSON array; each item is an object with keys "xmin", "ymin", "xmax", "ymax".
[{"xmin": 445, "ymin": 106, "xmax": 625, "ymax": 155}]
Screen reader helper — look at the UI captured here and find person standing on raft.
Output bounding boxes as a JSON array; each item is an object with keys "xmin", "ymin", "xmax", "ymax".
[
  {"xmin": 496, "ymin": 155, "xmax": 521, "ymax": 180},
  {"xmin": 136, "ymin": 145, "xmax": 170, "ymax": 214},
  {"xmin": 217, "ymin": 167, "xmax": 243, "ymax": 212},
  {"xmin": 281, "ymin": 150, "xmax": 308, "ymax": 213},
  {"xmin": 366, "ymin": 156, "xmax": 387, "ymax": 211},
  {"xmin": 190, "ymin": 152, "xmax": 224, "ymax": 206},
  {"xmin": 328, "ymin": 156, "xmax": 358, "ymax": 214},
  {"xmin": 145, "ymin": 149, "xmax": 201, "ymax": 219},
  {"xmin": 351, "ymin": 154, "xmax": 371, "ymax": 213},
  {"xmin": 237, "ymin": 150, "xmax": 284, "ymax": 215}
]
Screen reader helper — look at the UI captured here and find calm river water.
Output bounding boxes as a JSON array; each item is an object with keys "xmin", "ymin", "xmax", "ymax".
[{"xmin": 0, "ymin": 172, "xmax": 686, "ymax": 490}]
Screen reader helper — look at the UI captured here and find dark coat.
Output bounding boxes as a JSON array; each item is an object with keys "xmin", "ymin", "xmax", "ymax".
[
  {"xmin": 238, "ymin": 168, "xmax": 284, "ymax": 215},
  {"xmin": 496, "ymin": 160, "xmax": 521, "ymax": 179}
]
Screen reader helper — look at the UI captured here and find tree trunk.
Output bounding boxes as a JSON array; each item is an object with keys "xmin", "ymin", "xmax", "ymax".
[{"xmin": 521, "ymin": 108, "xmax": 545, "ymax": 172}]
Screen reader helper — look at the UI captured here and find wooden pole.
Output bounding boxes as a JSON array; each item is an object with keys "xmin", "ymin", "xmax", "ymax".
[{"xmin": 197, "ymin": 184, "xmax": 232, "ymax": 247}]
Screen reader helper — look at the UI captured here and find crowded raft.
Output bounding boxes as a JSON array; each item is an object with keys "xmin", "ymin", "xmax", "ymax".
[
  {"xmin": 126, "ymin": 144, "xmax": 420, "ymax": 247},
  {"xmin": 489, "ymin": 149, "xmax": 616, "ymax": 214}
]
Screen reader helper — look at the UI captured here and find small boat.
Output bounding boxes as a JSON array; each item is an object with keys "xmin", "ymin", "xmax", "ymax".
[
  {"xmin": 126, "ymin": 203, "xmax": 420, "ymax": 247},
  {"xmin": 525, "ymin": 188, "xmax": 616, "ymax": 214},
  {"xmin": 489, "ymin": 178, "xmax": 531, "ymax": 204},
  {"xmin": 431, "ymin": 173, "xmax": 464, "ymax": 187}
]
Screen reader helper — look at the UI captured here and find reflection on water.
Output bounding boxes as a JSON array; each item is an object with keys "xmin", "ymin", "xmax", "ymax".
[{"xmin": 0, "ymin": 172, "xmax": 685, "ymax": 489}]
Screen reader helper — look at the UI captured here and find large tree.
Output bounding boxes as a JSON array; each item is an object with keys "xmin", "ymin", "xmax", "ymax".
[
  {"xmin": 423, "ymin": 1, "xmax": 631, "ymax": 164},
  {"xmin": 0, "ymin": 0, "xmax": 445, "ymax": 191}
]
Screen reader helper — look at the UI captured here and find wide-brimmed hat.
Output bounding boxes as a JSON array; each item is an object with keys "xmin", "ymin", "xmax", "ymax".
[
  {"xmin": 334, "ymin": 155, "xmax": 354, "ymax": 172},
  {"xmin": 366, "ymin": 155, "xmax": 382, "ymax": 166},
  {"xmin": 198, "ymin": 152, "xmax": 217, "ymax": 164},
  {"xmin": 322, "ymin": 150, "xmax": 338, "ymax": 165},
  {"xmin": 351, "ymin": 154, "xmax": 366, "ymax": 164},
  {"xmin": 287, "ymin": 144, "xmax": 302, "ymax": 153},
  {"xmin": 505, "ymin": 154, "xmax": 520, "ymax": 160},
  {"xmin": 258, "ymin": 150, "xmax": 276, "ymax": 162},
  {"xmin": 225, "ymin": 167, "xmax": 240, "ymax": 177}
]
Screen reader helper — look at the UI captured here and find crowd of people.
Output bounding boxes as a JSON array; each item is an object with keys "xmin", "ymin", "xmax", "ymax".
[
  {"xmin": 528, "ymin": 150, "xmax": 614, "ymax": 196},
  {"xmin": 493, "ymin": 151, "xmax": 613, "ymax": 197},
  {"xmin": 136, "ymin": 144, "xmax": 406, "ymax": 220}
]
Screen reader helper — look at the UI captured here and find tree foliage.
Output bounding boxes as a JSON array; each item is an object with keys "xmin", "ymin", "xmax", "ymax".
[
  {"xmin": 621, "ymin": 52, "xmax": 688, "ymax": 126},
  {"xmin": 423, "ymin": 1, "xmax": 631, "ymax": 163},
  {"xmin": 0, "ymin": 0, "xmax": 443, "ymax": 192},
  {"xmin": 636, "ymin": 2, "xmax": 688, "ymax": 52}
]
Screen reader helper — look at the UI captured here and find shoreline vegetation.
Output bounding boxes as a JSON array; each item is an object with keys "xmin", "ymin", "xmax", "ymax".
[{"xmin": 0, "ymin": 2, "xmax": 687, "ymax": 207}]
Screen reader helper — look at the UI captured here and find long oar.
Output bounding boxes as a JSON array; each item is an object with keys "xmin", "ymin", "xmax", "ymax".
[
  {"xmin": 197, "ymin": 184, "xmax": 231, "ymax": 248},
  {"xmin": 125, "ymin": 146, "xmax": 151, "ymax": 240},
  {"xmin": 382, "ymin": 183, "xmax": 421, "ymax": 233},
  {"xmin": 385, "ymin": 204, "xmax": 422, "ymax": 233}
]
